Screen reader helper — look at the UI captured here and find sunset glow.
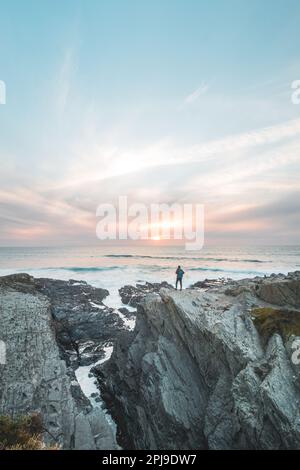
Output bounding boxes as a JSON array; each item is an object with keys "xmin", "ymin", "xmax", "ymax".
[{"xmin": 0, "ymin": 1, "xmax": 299, "ymax": 246}]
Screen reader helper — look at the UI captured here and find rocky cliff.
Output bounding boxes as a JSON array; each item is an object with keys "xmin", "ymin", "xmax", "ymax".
[
  {"xmin": 98, "ymin": 272, "xmax": 300, "ymax": 450},
  {"xmin": 0, "ymin": 274, "xmax": 119, "ymax": 449}
]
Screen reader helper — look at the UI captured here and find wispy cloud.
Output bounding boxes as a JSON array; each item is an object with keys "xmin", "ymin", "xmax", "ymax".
[
  {"xmin": 184, "ymin": 118, "xmax": 300, "ymax": 163},
  {"xmin": 55, "ymin": 48, "xmax": 76, "ymax": 116},
  {"xmin": 184, "ymin": 81, "xmax": 210, "ymax": 104},
  {"xmin": 1, "ymin": 67, "xmax": 300, "ymax": 245}
]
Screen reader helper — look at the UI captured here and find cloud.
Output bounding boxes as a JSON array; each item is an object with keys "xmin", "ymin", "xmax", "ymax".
[
  {"xmin": 55, "ymin": 48, "xmax": 76, "ymax": 117},
  {"xmin": 184, "ymin": 82, "xmax": 210, "ymax": 104},
  {"xmin": 216, "ymin": 193, "xmax": 300, "ymax": 224},
  {"xmin": 186, "ymin": 118, "xmax": 300, "ymax": 163},
  {"xmin": 0, "ymin": 186, "xmax": 95, "ymax": 245},
  {"xmin": 50, "ymin": 117, "xmax": 300, "ymax": 193},
  {"xmin": 1, "ymin": 84, "xmax": 300, "ymax": 246},
  {"xmin": 202, "ymin": 193, "xmax": 300, "ymax": 244}
]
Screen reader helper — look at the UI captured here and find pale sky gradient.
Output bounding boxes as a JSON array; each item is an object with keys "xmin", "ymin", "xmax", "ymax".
[{"xmin": 0, "ymin": 0, "xmax": 300, "ymax": 246}]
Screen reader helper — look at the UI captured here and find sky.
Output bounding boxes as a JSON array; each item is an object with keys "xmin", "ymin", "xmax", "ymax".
[{"xmin": 0, "ymin": 0, "xmax": 300, "ymax": 246}]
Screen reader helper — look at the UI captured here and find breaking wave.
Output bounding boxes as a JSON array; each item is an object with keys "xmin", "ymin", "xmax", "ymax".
[
  {"xmin": 104, "ymin": 254, "xmax": 267, "ymax": 263},
  {"xmin": 51, "ymin": 266, "xmax": 125, "ymax": 273}
]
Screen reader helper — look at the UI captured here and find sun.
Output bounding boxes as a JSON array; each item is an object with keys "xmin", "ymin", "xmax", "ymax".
[{"xmin": 151, "ymin": 236, "xmax": 161, "ymax": 241}]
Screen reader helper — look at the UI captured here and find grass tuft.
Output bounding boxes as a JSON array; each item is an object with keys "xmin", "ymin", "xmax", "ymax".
[
  {"xmin": 251, "ymin": 307, "xmax": 300, "ymax": 343},
  {"xmin": 0, "ymin": 414, "xmax": 58, "ymax": 450}
]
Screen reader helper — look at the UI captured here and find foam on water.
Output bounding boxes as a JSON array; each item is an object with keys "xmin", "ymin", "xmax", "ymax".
[
  {"xmin": 75, "ymin": 345, "xmax": 116, "ymax": 430},
  {"xmin": 0, "ymin": 245, "xmax": 299, "ymax": 315}
]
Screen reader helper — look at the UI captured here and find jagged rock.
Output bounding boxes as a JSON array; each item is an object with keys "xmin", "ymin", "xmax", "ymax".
[
  {"xmin": 118, "ymin": 307, "xmax": 136, "ymax": 320},
  {"xmin": 119, "ymin": 281, "xmax": 174, "ymax": 307},
  {"xmin": 190, "ymin": 278, "xmax": 231, "ymax": 289},
  {"xmin": 98, "ymin": 272, "xmax": 300, "ymax": 450},
  {"xmin": 3, "ymin": 271, "xmax": 300, "ymax": 450},
  {"xmin": 34, "ymin": 277, "xmax": 124, "ymax": 366},
  {"xmin": 0, "ymin": 279, "xmax": 118, "ymax": 449},
  {"xmin": 255, "ymin": 271, "xmax": 300, "ymax": 308},
  {"xmin": 0, "ymin": 274, "xmax": 124, "ymax": 367},
  {"xmin": 232, "ymin": 334, "xmax": 300, "ymax": 449}
]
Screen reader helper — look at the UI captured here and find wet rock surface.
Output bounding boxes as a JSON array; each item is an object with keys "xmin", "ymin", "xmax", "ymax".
[
  {"xmin": 119, "ymin": 281, "xmax": 174, "ymax": 307},
  {"xmin": 2, "ymin": 271, "xmax": 300, "ymax": 450},
  {"xmin": 98, "ymin": 272, "xmax": 300, "ymax": 450},
  {"xmin": 190, "ymin": 277, "xmax": 232, "ymax": 289},
  {"xmin": 118, "ymin": 307, "xmax": 136, "ymax": 321},
  {"xmin": 0, "ymin": 274, "xmax": 118, "ymax": 449},
  {"xmin": 34, "ymin": 277, "xmax": 124, "ymax": 366}
]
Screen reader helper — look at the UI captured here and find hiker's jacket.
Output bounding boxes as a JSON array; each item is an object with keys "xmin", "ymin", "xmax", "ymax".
[{"xmin": 176, "ymin": 268, "xmax": 184, "ymax": 279}]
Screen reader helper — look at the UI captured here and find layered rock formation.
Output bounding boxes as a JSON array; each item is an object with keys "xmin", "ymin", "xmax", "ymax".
[
  {"xmin": 0, "ymin": 274, "xmax": 118, "ymax": 449},
  {"xmin": 2, "ymin": 271, "xmax": 300, "ymax": 450},
  {"xmin": 98, "ymin": 272, "xmax": 300, "ymax": 450},
  {"xmin": 34, "ymin": 277, "xmax": 123, "ymax": 366},
  {"xmin": 119, "ymin": 281, "xmax": 174, "ymax": 308}
]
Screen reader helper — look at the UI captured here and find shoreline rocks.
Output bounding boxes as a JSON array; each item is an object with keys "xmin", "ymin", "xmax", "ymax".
[
  {"xmin": 119, "ymin": 281, "xmax": 174, "ymax": 307},
  {"xmin": 35, "ymin": 277, "xmax": 124, "ymax": 367},
  {"xmin": 0, "ymin": 274, "xmax": 118, "ymax": 449},
  {"xmin": 97, "ymin": 271, "xmax": 300, "ymax": 450},
  {"xmin": 2, "ymin": 271, "xmax": 300, "ymax": 450}
]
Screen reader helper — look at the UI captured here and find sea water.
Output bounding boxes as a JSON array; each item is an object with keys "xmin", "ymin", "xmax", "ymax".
[{"xmin": 0, "ymin": 245, "xmax": 299, "ymax": 299}]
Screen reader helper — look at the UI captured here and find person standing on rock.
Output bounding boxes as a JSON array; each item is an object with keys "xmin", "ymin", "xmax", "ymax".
[{"xmin": 175, "ymin": 265, "xmax": 184, "ymax": 290}]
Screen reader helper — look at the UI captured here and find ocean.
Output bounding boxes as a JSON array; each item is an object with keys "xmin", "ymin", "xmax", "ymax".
[{"xmin": 0, "ymin": 245, "xmax": 299, "ymax": 308}]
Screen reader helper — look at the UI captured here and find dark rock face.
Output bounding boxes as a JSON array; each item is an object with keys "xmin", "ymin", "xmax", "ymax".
[
  {"xmin": 34, "ymin": 277, "xmax": 124, "ymax": 366},
  {"xmin": 0, "ymin": 274, "xmax": 125, "ymax": 367},
  {"xmin": 3, "ymin": 271, "xmax": 300, "ymax": 450},
  {"xmin": 190, "ymin": 278, "xmax": 231, "ymax": 289},
  {"xmin": 98, "ymin": 272, "xmax": 300, "ymax": 450},
  {"xmin": 255, "ymin": 271, "xmax": 300, "ymax": 308},
  {"xmin": 119, "ymin": 281, "xmax": 174, "ymax": 307},
  {"xmin": 0, "ymin": 274, "xmax": 118, "ymax": 449},
  {"xmin": 118, "ymin": 307, "xmax": 136, "ymax": 321}
]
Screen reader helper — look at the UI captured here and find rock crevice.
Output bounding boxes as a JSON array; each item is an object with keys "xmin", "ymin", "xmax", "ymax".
[
  {"xmin": 0, "ymin": 274, "xmax": 118, "ymax": 449},
  {"xmin": 98, "ymin": 272, "xmax": 300, "ymax": 449}
]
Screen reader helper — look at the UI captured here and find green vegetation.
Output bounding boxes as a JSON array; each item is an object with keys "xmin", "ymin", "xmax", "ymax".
[
  {"xmin": 0, "ymin": 414, "xmax": 58, "ymax": 450},
  {"xmin": 251, "ymin": 307, "xmax": 300, "ymax": 343}
]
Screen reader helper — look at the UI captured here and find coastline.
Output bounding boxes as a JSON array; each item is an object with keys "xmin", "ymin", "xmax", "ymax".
[{"xmin": 1, "ymin": 270, "xmax": 300, "ymax": 449}]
